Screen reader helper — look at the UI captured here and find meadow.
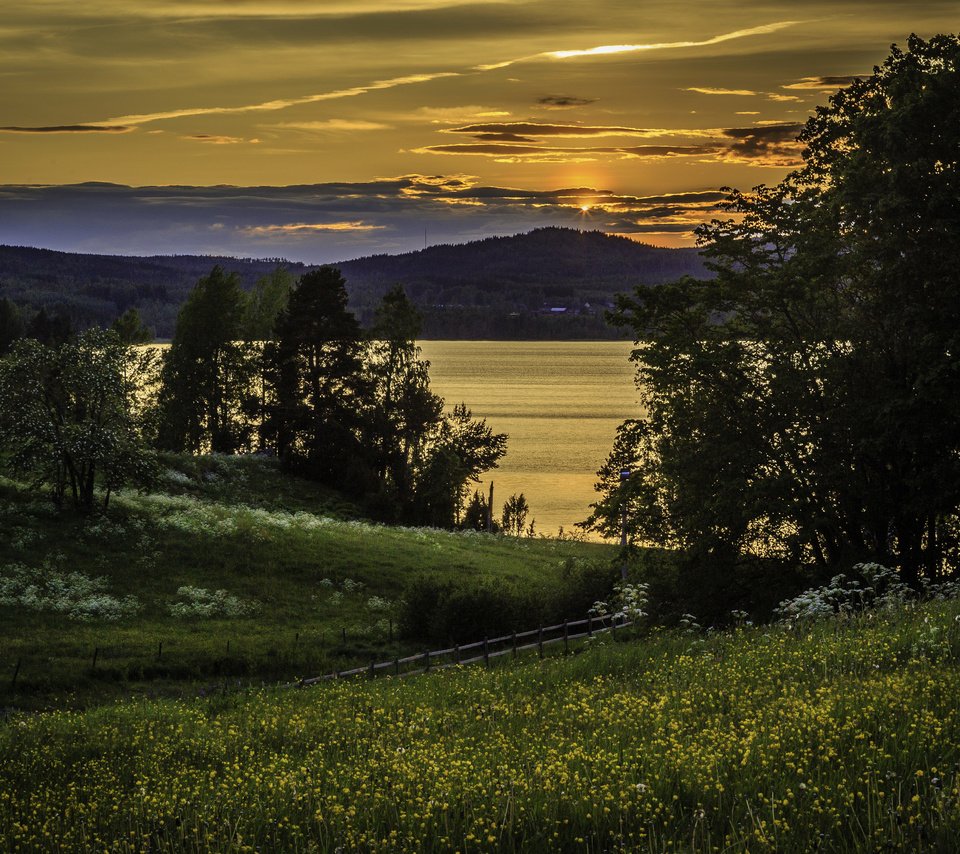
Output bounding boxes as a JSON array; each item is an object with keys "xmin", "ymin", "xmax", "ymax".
[
  {"xmin": 0, "ymin": 454, "xmax": 611, "ymax": 709},
  {"xmin": 2, "ymin": 599, "xmax": 959, "ymax": 852}
]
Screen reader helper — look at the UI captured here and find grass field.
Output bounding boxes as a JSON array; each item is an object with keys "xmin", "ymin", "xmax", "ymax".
[
  {"xmin": 0, "ymin": 454, "xmax": 613, "ymax": 709},
  {"xmin": 2, "ymin": 599, "xmax": 959, "ymax": 851}
]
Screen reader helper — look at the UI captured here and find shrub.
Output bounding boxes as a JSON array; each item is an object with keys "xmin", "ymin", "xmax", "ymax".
[
  {"xmin": 397, "ymin": 575, "xmax": 533, "ymax": 645},
  {"xmin": 168, "ymin": 586, "xmax": 258, "ymax": 618},
  {"xmin": 0, "ymin": 564, "xmax": 141, "ymax": 621}
]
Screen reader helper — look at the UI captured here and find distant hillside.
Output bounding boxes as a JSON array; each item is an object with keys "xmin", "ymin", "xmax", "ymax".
[{"xmin": 0, "ymin": 228, "xmax": 707, "ymax": 339}]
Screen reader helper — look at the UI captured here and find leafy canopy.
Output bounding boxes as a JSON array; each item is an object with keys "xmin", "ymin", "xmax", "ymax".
[{"xmin": 588, "ymin": 34, "xmax": 960, "ymax": 585}]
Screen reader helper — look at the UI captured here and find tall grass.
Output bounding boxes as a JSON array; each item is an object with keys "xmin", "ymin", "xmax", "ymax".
[{"xmin": 3, "ymin": 600, "xmax": 959, "ymax": 851}]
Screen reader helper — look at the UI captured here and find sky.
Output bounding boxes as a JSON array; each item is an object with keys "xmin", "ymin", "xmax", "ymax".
[{"xmin": 0, "ymin": 1, "xmax": 956, "ymax": 262}]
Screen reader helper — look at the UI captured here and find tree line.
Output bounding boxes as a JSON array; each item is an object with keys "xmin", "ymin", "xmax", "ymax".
[{"xmin": 0, "ymin": 266, "xmax": 507, "ymax": 528}]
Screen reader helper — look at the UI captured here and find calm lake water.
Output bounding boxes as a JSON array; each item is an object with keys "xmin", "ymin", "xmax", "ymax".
[{"xmin": 419, "ymin": 340, "xmax": 638, "ymax": 538}]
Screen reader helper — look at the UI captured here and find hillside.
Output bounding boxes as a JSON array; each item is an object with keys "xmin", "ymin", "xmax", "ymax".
[
  {"xmin": 0, "ymin": 455, "xmax": 615, "ymax": 709},
  {"xmin": 0, "ymin": 229, "xmax": 707, "ymax": 339},
  {"xmin": 3, "ymin": 598, "xmax": 959, "ymax": 850}
]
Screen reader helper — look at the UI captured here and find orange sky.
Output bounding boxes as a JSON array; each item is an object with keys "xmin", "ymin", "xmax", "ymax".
[{"xmin": 1, "ymin": 2, "xmax": 957, "ymax": 261}]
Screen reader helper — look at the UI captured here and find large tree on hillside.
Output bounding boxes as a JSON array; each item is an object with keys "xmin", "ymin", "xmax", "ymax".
[
  {"xmin": 587, "ymin": 34, "xmax": 960, "ymax": 585},
  {"xmin": 156, "ymin": 266, "xmax": 256, "ymax": 454},
  {"xmin": 0, "ymin": 329, "xmax": 156, "ymax": 512},
  {"xmin": 263, "ymin": 267, "xmax": 371, "ymax": 490}
]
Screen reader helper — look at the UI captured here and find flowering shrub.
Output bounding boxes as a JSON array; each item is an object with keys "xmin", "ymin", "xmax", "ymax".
[
  {"xmin": 0, "ymin": 563, "xmax": 141, "ymax": 621},
  {"xmin": 775, "ymin": 562, "xmax": 958, "ymax": 623},
  {"xmin": 167, "ymin": 586, "xmax": 258, "ymax": 618},
  {"xmin": 589, "ymin": 581, "xmax": 650, "ymax": 624}
]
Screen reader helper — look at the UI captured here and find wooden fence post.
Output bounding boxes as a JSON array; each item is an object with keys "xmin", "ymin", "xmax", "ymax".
[
  {"xmin": 483, "ymin": 637, "xmax": 490, "ymax": 668},
  {"xmin": 394, "ymin": 657, "xmax": 400, "ymax": 677},
  {"xmin": 423, "ymin": 650, "xmax": 430, "ymax": 673},
  {"xmin": 563, "ymin": 621, "xmax": 569, "ymax": 654},
  {"xmin": 455, "ymin": 644, "xmax": 461, "ymax": 665},
  {"xmin": 512, "ymin": 632, "xmax": 517, "ymax": 660},
  {"xmin": 588, "ymin": 616, "xmax": 593, "ymax": 636},
  {"xmin": 538, "ymin": 626, "xmax": 544, "ymax": 659}
]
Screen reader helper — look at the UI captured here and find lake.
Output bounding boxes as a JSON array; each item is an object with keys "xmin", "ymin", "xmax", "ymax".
[{"xmin": 419, "ymin": 340, "xmax": 638, "ymax": 538}]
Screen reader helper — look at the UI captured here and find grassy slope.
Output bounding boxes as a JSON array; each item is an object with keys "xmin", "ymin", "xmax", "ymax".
[
  {"xmin": 2, "ymin": 601, "xmax": 959, "ymax": 851},
  {"xmin": 0, "ymin": 455, "xmax": 613, "ymax": 708}
]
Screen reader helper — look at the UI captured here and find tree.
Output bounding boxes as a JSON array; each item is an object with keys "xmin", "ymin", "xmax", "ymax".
[
  {"xmin": 364, "ymin": 285, "xmax": 443, "ymax": 514},
  {"xmin": 110, "ymin": 307, "xmax": 153, "ymax": 345},
  {"xmin": 501, "ymin": 492, "xmax": 531, "ymax": 537},
  {"xmin": 0, "ymin": 329, "xmax": 157, "ymax": 512},
  {"xmin": 263, "ymin": 267, "xmax": 371, "ymax": 490},
  {"xmin": 411, "ymin": 403, "xmax": 507, "ymax": 527},
  {"xmin": 588, "ymin": 34, "xmax": 960, "ymax": 585},
  {"xmin": 0, "ymin": 298, "xmax": 24, "ymax": 355},
  {"xmin": 155, "ymin": 266, "xmax": 256, "ymax": 454},
  {"xmin": 243, "ymin": 267, "xmax": 294, "ymax": 341},
  {"xmin": 26, "ymin": 307, "xmax": 72, "ymax": 347}
]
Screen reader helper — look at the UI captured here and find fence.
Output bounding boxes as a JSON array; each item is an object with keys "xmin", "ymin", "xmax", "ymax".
[{"xmin": 298, "ymin": 613, "xmax": 633, "ymax": 686}]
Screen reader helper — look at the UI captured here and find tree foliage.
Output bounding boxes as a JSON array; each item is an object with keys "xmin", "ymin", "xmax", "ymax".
[
  {"xmin": 110, "ymin": 307, "xmax": 153, "ymax": 345},
  {"xmin": 588, "ymin": 34, "xmax": 960, "ymax": 584},
  {"xmin": 263, "ymin": 267, "xmax": 370, "ymax": 489},
  {"xmin": 156, "ymin": 266, "xmax": 257, "ymax": 454},
  {"xmin": 0, "ymin": 329, "xmax": 157, "ymax": 512},
  {"xmin": 501, "ymin": 492, "xmax": 531, "ymax": 537},
  {"xmin": 364, "ymin": 285, "xmax": 444, "ymax": 513}
]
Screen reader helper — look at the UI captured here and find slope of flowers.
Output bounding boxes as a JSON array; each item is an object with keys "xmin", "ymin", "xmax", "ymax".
[{"xmin": 2, "ymin": 601, "xmax": 960, "ymax": 852}]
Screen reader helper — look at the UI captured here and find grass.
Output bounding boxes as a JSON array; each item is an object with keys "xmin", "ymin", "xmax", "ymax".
[
  {"xmin": 2, "ymin": 600, "xmax": 959, "ymax": 851},
  {"xmin": 0, "ymin": 455, "xmax": 614, "ymax": 709}
]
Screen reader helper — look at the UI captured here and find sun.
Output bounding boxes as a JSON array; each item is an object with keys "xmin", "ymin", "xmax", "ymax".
[{"xmin": 579, "ymin": 204, "xmax": 592, "ymax": 213}]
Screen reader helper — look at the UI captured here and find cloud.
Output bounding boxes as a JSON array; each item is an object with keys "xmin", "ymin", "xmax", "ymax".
[
  {"xmin": 4, "ymin": 21, "xmax": 804, "ymax": 136},
  {"xmin": 270, "ymin": 119, "xmax": 391, "ymax": 131},
  {"xmin": 183, "ymin": 134, "xmax": 259, "ymax": 144},
  {"xmin": 415, "ymin": 105, "xmax": 512, "ymax": 124},
  {"xmin": 767, "ymin": 93, "xmax": 803, "ymax": 103},
  {"xmin": 685, "ymin": 87, "xmax": 759, "ymax": 96},
  {"xmin": 470, "ymin": 132, "xmax": 539, "ymax": 142},
  {"xmin": 443, "ymin": 122, "xmax": 718, "ymax": 139},
  {"xmin": 477, "ymin": 21, "xmax": 803, "ymax": 70},
  {"xmin": 242, "ymin": 221, "xmax": 387, "ymax": 235},
  {"xmin": 414, "ymin": 142, "xmax": 719, "ymax": 162},
  {"xmin": 0, "ymin": 124, "xmax": 134, "ymax": 134},
  {"xmin": 537, "ymin": 95, "xmax": 596, "ymax": 109},
  {"xmin": 0, "ymin": 177, "xmax": 729, "ymax": 259},
  {"xmin": 101, "ymin": 72, "xmax": 459, "ymax": 127},
  {"xmin": 783, "ymin": 75, "xmax": 861, "ymax": 90},
  {"xmin": 721, "ymin": 122, "xmax": 804, "ymax": 165}
]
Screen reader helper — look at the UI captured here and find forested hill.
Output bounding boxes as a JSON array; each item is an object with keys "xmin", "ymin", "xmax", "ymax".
[{"xmin": 0, "ymin": 228, "xmax": 707, "ymax": 339}]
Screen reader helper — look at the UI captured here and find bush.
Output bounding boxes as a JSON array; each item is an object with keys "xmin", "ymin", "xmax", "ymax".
[
  {"xmin": 398, "ymin": 575, "xmax": 534, "ymax": 645},
  {"xmin": 398, "ymin": 559, "xmax": 623, "ymax": 646}
]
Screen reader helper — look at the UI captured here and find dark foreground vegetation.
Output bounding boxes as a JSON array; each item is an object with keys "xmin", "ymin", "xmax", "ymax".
[{"xmin": 588, "ymin": 34, "xmax": 960, "ymax": 598}]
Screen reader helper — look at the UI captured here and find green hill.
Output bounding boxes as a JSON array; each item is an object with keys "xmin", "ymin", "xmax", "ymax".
[
  {"xmin": 0, "ymin": 454, "xmax": 614, "ymax": 709},
  {"xmin": 2, "ymin": 597, "xmax": 958, "ymax": 851}
]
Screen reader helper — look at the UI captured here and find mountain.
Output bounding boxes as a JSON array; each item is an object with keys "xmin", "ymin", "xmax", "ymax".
[{"xmin": 0, "ymin": 228, "xmax": 708, "ymax": 339}]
